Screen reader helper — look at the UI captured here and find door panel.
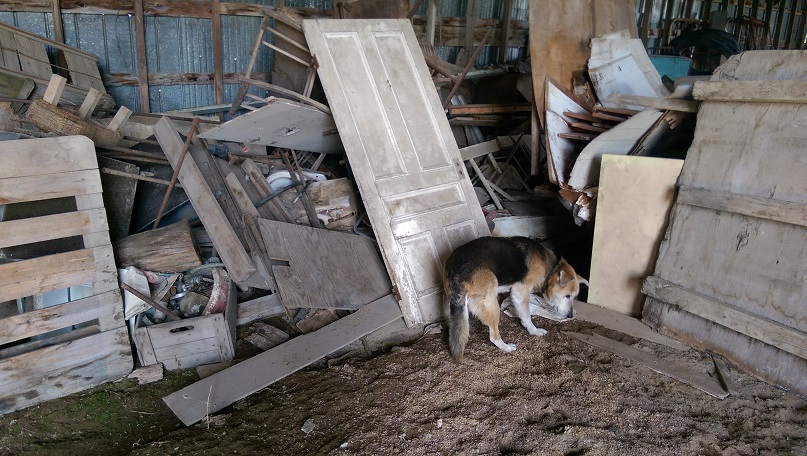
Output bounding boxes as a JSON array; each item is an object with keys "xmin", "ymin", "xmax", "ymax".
[{"xmin": 304, "ymin": 19, "xmax": 489, "ymax": 325}]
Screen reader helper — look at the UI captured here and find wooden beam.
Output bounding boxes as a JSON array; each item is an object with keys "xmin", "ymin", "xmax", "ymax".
[
  {"xmin": 605, "ymin": 93, "xmax": 700, "ymax": 112},
  {"xmin": 640, "ymin": 0, "xmax": 654, "ymax": 45},
  {"xmin": 78, "ymin": 87, "xmax": 101, "ymax": 119},
  {"xmin": 107, "ymin": 106, "xmax": 132, "ymax": 132},
  {"xmin": 751, "ymin": 0, "xmax": 761, "ymax": 18},
  {"xmin": 565, "ymin": 331, "xmax": 729, "ymax": 398},
  {"xmin": 212, "ymin": 0, "xmax": 224, "ymax": 109},
  {"xmin": 774, "ymin": 0, "xmax": 789, "ymax": 47},
  {"xmin": 43, "ymin": 73, "xmax": 66, "ymax": 104},
  {"xmin": 463, "ymin": 0, "xmax": 477, "ymax": 66},
  {"xmin": 425, "ymin": 0, "xmax": 437, "ymax": 45},
  {"xmin": 133, "ymin": 0, "xmax": 150, "ymax": 112},
  {"xmin": 795, "ymin": 0, "xmax": 807, "ymax": 49},
  {"xmin": 784, "ymin": 0, "xmax": 799, "ymax": 48},
  {"xmin": 51, "ymin": 0, "xmax": 65, "ymax": 43},
  {"xmin": 692, "ymin": 80, "xmax": 807, "ymax": 102},
  {"xmin": 677, "ymin": 186, "xmax": 807, "ymax": 227},
  {"xmin": 163, "ymin": 294, "xmax": 402, "ymax": 425},
  {"xmin": 498, "ymin": 0, "xmax": 512, "ymax": 63},
  {"xmin": 642, "ymin": 276, "xmax": 807, "ymax": 361}
]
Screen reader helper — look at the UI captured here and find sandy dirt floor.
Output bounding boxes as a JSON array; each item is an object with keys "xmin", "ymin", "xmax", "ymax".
[{"xmin": 1, "ymin": 314, "xmax": 806, "ymax": 456}]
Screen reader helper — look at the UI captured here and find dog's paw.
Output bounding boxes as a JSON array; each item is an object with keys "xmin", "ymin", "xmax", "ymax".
[
  {"xmin": 492, "ymin": 339, "xmax": 517, "ymax": 352},
  {"xmin": 528, "ymin": 326, "xmax": 548, "ymax": 336}
]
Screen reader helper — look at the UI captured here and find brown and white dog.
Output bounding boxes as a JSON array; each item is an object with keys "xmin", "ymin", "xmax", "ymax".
[{"xmin": 444, "ymin": 236, "xmax": 588, "ymax": 361}]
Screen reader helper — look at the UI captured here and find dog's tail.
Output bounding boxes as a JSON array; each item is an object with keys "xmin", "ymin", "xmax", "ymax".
[{"xmin": 448, "ymin": 285, "xmax": 470, "ymax": 362}]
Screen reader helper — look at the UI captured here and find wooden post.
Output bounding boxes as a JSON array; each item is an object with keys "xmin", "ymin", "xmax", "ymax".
[
  {"xmin": 750, "ymin": 0, "xmax": 760, "ymax": 19},
  {"xmin": 784, "ymin": 0, "xmax": 800, "ymax": 48},
  {"xmin": 764, "ymin": 0, "xmax": 775, "ymax": 46},
  {"xmin": 795, "ymin": 0, "xmax": 807, "ymax": 49},
  {"xmin": 640, "ymin": 0, "xmax": 655, "ymax": 46},
  {"xmin": 426, "ymin": 0, "xmax": 437, "ymax": 46},
  {"xmin": 721, "ymin": 0, "xmax": 729, "ymax": 11},
  {"xmin": 459, "ymin": 0, "xmax": 476, "ymax": 67},
  {"xmin": 704, "ymin": 1, "xmax": 713, "ymax": 24},
  {"xmin": 498, "ymin": 0, "xmax": 512, "ymax": 63},
  {"xmin": 133, "ymin": 0, "xmax": 150, "ymax": 112},
  {"xmin": 51, "ymin": 0, "xmax": 64, "ymax": 43},
  {"xmin": 774, "ymin": 0, "xmax": 789, "ymax": 47},
  {"xmin": 663, "ymin": 0, "xmax": 677, "ymax": 45},
  {"xmin": 212, "ymin": 0, "xmax": 224, "ymax": 118}
]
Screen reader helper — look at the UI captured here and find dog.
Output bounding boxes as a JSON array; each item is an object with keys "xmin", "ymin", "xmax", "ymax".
[{"xmin": 444, "ymin": 236, "xmax": 588, "ymax": 361}]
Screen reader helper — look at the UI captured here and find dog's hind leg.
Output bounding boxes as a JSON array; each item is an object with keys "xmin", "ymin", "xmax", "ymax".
[
  {"xmin": 468, "ymin": 282, "xmax": 516, "ymax": 353},
  {"xmin": 510, "ymin": 283, "xmax": 547, "ymax": 336}
]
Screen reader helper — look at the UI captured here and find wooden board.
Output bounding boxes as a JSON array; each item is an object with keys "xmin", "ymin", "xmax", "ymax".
[
  {"xmin": 644, "ymin": 51, "xmax": 807, "ymax": 396},
  {"xmin": 200, "ymin": 97, "xmax": 344, "ymax": 154},
  {"xmin": 163, "ymin": 294, "xmax": 402, "ymax": 425},
  {"xmin": 237, "ymin": 293, "xmax": 285, "ymax": 326},
  {"xmin": 545, "ymin": 78, "xmax": 588, "ymax": 185},
  {"xmin": 258, "ymin": 219, "xmax": 391, "ymax": 311},
  {"xmin": 153, "ymin": 117, "xmax": 257, "ymax": 284},
  {"xmin": 303, "ymin": 19, "xmax": 490, "ymax": 325},
  {"xmin": 567, "ymin": 109, "xmax": 663, "ymax": 191},
  {"xmin": 573, "ymin": 301, "xmax": 688, "ymax": 351},
  {"xmin": 564, "ymin": 332, "xmax": 728, "ymax": 398},
  {"xmin": 0, "ymin": 135, "xmax": 131, "ymax": 415},
  {"xmin": 588, "ymin": 156, "xmax": 683, "ymax": 317},
  {"xmin": 606, "ymin": 93, "xmax": 700, "ymax": 112},
  {"xmin": 528, "ymin": 0, "xmax": 636, "ymax": 126}
]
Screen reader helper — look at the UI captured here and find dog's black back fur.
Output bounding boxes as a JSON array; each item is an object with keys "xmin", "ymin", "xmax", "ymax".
[{"xmin": 444, "ymin": 236, "xmax": 554, "ymax": 287}]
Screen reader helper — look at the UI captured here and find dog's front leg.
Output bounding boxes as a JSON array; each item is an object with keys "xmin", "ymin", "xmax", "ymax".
[{"xmin": 510, "ymin": 284, "xmax": 547, "ymax": 336}]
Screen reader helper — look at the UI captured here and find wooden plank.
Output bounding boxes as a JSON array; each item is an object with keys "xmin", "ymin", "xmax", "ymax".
[
  {"xmin": 0, "ymin": 327, "xmax": 132, "ymax": 415},
  {"xmin": 529, "ymin": 0, "xmax": 637, "ymax": 126},
  {"xmin": 558, "ymin": 132, "xmax": 595, "ymax": 141},
  {"xmin": 588, "ymin": 156, "xmax": 683, "ymax": 317},
  {"xmin": 573, "ymin": 301, "xmax": 689, "ymax": 350},
  {"xmin": 0, "ymin": 245, "xmax": 117, "ymax": 302},
  {"xmin": 643, "ymin": 276, "xmax": 807, "ymax": 360},
  {"xmin": 0, "ymin": 135, "xmax": 98, "ymax": 178},
  {"xmin": 567, "ymin": 109, "xmax": 663, "ymax": 191},
  {"xmin": 605, "ymin": 93, "xmax": 700, "ymax": 112},
  {"xmin": 564, "ymin": 332, "xmax": 729, "ymax": 398},
  {"xmin": 133, "ymin": 0, "xmax": 150, "ymax": 112},
  {"xmin": 545, "ymin": 78, "xmax": 589, "ymax": 185},
  {"xmin": 78, "ymin": 87, "xmax": 101, "ymax": 119},
  {"xmin": 0, "ymin": 289, "xmax": 123, "ymax": 345},
  {"xmin": 13, "ymin": 34, "xmax": 52, "ymax": 80},
  {"xmin": 446, "ymin": 103, "xmax": 531, "ymax": 115},
  {"xmin": 304, "ymin": 19, "xmax": 489, "ymax": 325},
  {"xmin": 212, "ymin": 0, "xmax": 224, "ymax": 108},
  {"xmin": 0, "ymin": 28, "xmax": 21, "ymax": 71},
  {"xmin": 163, "ymin": 294, "xmax": 402, "ymax": 425},
  {"xmin": 238, "ymin": 76, "xmax": 330, "ymax": 114},
  {"xmin": 237, "ymin": 292, "xmax": 285, "ymax": 326},
  {"xmin": 0, "ymin": 208, "xmax": 108, "ymax": 249},
  {"xmin": 153, "ymin": 117, "xmax": 257, "ymax": 283},
  {"xmin": 43, "ymin": 74, "xmax": 67, "ymax": 104},
  {"xmin": 677, "ymin": 186, "xmax": 807, "ymax": 227},
  {"xmin": 692, "ymin": 80, "xmax": 807, "ymax": 103},
  {"xmin": 0, "ymin": 169, "xmax": 103, "ymax": 204},
  {"xmin": 0, "ymin": 20, "xmax": 100, "ymax": 60},
  {"xmin": 199, "ymin": 97, "xmax": 343, "ymax": 154},
  {"xmin": 258, "ymin": 219, "xmax": 391, "ymax": 310},
  {"xmin": 107, "ymin": 106, "xmax": 132, "ymax": 132}
]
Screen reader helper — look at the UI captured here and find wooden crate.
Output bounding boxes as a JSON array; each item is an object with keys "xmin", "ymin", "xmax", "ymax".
[
  {"xmin": 132, "ymin": 273, "xmax": 236, "ymax": 371},
  {"xmin": 0, "ymin": 136, "xmax": 133, "ymax": 415}
]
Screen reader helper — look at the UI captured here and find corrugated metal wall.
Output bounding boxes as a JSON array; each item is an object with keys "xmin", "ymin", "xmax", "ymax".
[{"xmin": 0, "ymin": 0, "xmax": 526, "ymax": 112}]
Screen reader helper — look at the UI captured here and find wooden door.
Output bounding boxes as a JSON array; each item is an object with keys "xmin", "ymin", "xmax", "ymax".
[{"xmin": 303, "ymin": 19, "xmax": 489, "ymax": 325}]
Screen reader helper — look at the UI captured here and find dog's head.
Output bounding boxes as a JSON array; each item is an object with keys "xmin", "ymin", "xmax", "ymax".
[{"xmin": 542, "ymin": 261, "xmax": 588, "ymax": 319}]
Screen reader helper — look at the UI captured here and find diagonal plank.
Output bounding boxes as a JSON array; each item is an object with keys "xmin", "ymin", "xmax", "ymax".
[{"xmin": 163, "ymin": 294, "xmax": 402, "ymax": 425}]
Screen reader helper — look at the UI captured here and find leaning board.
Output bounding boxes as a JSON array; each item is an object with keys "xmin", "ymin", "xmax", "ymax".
[{"xmin": 0, "ymin": 136, "xmax": 132, "ymax": 415}]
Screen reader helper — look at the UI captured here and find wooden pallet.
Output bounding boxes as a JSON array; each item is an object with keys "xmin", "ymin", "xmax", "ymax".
[{"xmin": 0, "ymin": 136, "xmax": 132, "ymax": 415}]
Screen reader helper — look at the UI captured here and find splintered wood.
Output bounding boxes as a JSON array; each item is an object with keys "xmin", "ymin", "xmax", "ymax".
[{"xmin": 0, "ymin": 136, "xmax": 132, "ymax": 415}]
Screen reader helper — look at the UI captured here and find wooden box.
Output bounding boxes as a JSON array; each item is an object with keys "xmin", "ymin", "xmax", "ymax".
[{"xmin": 132, "ymin": 276, "xmax": 236, "ymax": 371}]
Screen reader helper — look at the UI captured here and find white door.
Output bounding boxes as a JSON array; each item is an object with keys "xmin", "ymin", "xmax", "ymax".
[{"xmin": 303, "ymin": 19, "xmax": 490, "ymax": 325}]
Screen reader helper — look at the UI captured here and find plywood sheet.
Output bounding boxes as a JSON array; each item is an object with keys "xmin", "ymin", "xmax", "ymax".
[
  {"xmin": 200, "ymin": 97, "xmax": 344, "ymax": 154},
  {"xmin": 529, "ymin": 0, "xmax": 636, "ymax": 125},
  {"xmin": 588, "ymin": 155, "xmax": 682, "ymax": 317},
  {"xmin": 258, "ymin": 219, "xmax": 391, "ymax": 310},
  {"xmin": 303, "ymin": 19, "xmax": 489, "ymax": 325}
]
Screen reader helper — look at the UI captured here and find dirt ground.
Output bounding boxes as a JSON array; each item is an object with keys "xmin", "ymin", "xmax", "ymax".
[{"xmin": 1, "ymin": 315, "xmax": 806, "ymax": 456}]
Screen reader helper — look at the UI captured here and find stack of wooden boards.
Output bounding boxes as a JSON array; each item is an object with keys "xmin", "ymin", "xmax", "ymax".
[
  {"xmin": 641, "ymin": 51, "xmax": 807, "ymax": 396},
  {"xmin": 0, "ymin": 136, "xmax": 132, "ymax": 415}
]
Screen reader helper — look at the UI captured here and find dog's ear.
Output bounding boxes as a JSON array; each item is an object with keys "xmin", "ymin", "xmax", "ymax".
[
  {"xmin": 557, "ymin": 269, "xmax": 569, "ymax": 285},
  {"xmin": 577, "ymin": 274, "xmax": 589, "ymax": 287}
]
